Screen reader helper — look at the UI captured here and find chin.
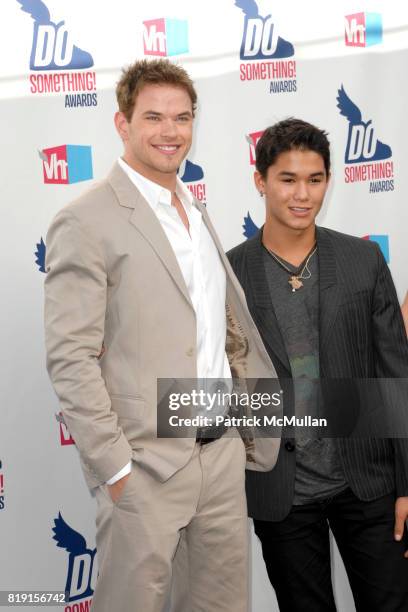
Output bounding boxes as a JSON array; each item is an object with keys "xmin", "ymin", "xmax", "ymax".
[
  {"xmin": 155, "ymin": 161, "xmax": 179, "ymax": 173},
  {"xmin": 288, "ymin": 221, "xmax": 314, "ymax": 232}
]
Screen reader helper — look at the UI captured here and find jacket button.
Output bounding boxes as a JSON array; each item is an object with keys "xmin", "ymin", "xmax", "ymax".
[
  {"xmin": 284, "ymin": 441, "xmax": 295, "ymax": 452},
  {"xmin": 186, "ymin": 347, "xmax": 194, "ymax": 357}
]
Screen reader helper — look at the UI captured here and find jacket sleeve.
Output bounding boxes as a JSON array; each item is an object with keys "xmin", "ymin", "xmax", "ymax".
[
  {"xmin": 371, "ymin": 244, "xmax": 408, "ymax": 496},
  {"xmin": 44, "ymin": 209, "xmax": 132, "ymax": 485}
]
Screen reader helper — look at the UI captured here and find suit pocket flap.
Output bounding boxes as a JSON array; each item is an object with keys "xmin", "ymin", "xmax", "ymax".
[{"xmin": 111, "ymin": 395, "xmax": 146, "ymax": 420}]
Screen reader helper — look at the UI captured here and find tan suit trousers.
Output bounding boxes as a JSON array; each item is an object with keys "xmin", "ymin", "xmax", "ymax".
[{"xmin": 91, "ymin": 436, "xmax": 248, "ymax": 612}]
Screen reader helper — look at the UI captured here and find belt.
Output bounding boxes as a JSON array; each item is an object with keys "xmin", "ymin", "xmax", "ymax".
[{"xmin": 196, "ymin": 424, "xmax": 228, "ymax": 445}]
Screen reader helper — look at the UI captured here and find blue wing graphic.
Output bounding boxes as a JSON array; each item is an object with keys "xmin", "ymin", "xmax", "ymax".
[
  {"xmin": 16, "ymin": 0, "xmax": 51, "ymax": 24},
  {"xmin": 336, "ymin": 85, "xmax": 362, "ymax": 124},
  {"xmin": 52, "ymin": 513, "xmax": 88, "ymax": 555},
  {"xmin": 243, "ymin": 212, "xmax": 259, "ymax": 239},
  {"xmin": 179, "ymin": 159, "xmax": 204, "ymax": 182},
  {"xmin": 35, "ymin": 237, "xmax": 46, "ymax": 273},
  {"xmin": 235, "ymin": 0, "xmax": 260, "ymax": 18}
]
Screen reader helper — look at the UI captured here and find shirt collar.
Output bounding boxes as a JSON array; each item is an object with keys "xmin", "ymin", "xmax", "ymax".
[{"xmin": 118, "ymin": 157, "xmax": 194, "ymax": 213}]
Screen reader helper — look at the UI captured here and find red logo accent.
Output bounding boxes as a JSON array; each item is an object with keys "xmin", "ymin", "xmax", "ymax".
[
  {"xmin": 42, "ymin": 145, "xmax": 69, "ymax": 184},
  {"xmin": 345, "ymin": 13, "xmax": 366, "ymax": 47},
  {"xmin": 248, "ymin": 131, "xmax": 264, "ymax": 165},
  {"xmin": 58, "ymin": 413, "xmax": 75, "ymax": 446},
  {"xmin": 143, "ymin": 19, "xmax": 167, "ymax": 56}
]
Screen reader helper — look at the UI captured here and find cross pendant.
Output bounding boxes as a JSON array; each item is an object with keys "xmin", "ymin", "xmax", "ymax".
[{"xmin": 288, "ymin": 276, "xmax": 303, "ymax": 292}]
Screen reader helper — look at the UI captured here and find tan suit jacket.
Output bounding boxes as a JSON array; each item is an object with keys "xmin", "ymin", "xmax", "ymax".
[{"xmin": 44, "ymin": 163, "xmax": 280, "ymax": 489}]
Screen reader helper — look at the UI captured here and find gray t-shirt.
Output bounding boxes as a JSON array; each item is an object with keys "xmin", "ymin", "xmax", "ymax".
[{"xmin": 263, "ymin": 246, "xmax": 347, "ymax": 504}]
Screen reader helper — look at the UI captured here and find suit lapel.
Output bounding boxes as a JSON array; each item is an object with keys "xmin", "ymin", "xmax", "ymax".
[
  {"xmin": 316, "ymin": 227, "xmax": 341, "ymax": 353},
  {"xmin": 107, "ymin": 163, "xmax": 193, "ymax": 308},
  {"xmin": 246, "ymin": 231, "xmax": 291, "ymax": 372}
]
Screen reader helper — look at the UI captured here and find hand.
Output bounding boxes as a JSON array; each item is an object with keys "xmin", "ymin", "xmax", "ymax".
[
  {"xmin": 394, "ymin": 496, "xmax": 408, "ymax": 557},
  {"xmin": 107, "ymin": 472, "xmax": 130, "ymax": 503}
]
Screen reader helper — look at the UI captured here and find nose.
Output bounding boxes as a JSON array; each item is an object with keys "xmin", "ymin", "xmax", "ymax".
[
  {"xmin": 294, "ymin": 181, "xmax": 309, "ymax": 202},
  {"xmin": 160, "ymin": 118, "xmax": 178, "ymax": 139}
]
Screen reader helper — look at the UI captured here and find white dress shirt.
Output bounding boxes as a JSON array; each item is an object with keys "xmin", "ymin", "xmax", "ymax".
[{"xmin": 107, "ymin": 158, "xmax": 231, "ymax": 484}]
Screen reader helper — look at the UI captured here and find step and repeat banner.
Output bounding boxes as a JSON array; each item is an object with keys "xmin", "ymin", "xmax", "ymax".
[{"xmin": 1, "ymin": 1, "xmax": 407, "ymax": 611}]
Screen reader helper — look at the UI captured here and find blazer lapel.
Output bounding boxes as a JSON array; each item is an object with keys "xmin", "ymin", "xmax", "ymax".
[
  {"xmin": 246, "ymin": 231, "xmax": 291, "ymax": 372},
  {"xmin": 107, "ymin": 163, "xmax": 193, "ymax": 308},
  {"xmin": 316, "ymin": 227, "xmax": 341, "ymax": 353}
]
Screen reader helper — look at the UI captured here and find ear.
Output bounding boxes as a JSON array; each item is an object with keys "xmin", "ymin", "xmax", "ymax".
[
  {"xmin": 114, "ymin": 111, "xmax": 130, "ymax": 142},
  {"xmin": 254, "ymin": 171, "xmax": 265, "ymax": 195}
]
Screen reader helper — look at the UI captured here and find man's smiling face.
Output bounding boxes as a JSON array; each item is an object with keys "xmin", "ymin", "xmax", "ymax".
[
  {"xmin": 255, "ymin": 148, "xmax": 330, "ymax": 234},
  {"xmin": 116, "ymin": 83, "xmax": 193, "ymax": 183}
]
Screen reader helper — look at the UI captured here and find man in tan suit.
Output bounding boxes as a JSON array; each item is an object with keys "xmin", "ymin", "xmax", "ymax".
[{"xmin": 44, "ymin": 59, "xmax": 279, "ymax": 612}]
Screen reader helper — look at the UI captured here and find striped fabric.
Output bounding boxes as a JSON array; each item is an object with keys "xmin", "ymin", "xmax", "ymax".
[{"xmin": 227, "ymin": 226, "xmax": 408, "ymax": 521}]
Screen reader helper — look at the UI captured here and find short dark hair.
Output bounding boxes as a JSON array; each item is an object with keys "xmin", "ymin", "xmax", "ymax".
[
  {"xmin": 255, "ymin": 118, "xmax": 331, "ymax": 178},
  {"xmin": 116, "ymin": 59, "xmax": 197, "ymax": 121}
]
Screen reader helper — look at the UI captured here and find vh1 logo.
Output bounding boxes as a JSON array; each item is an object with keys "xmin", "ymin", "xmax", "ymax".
[
  {"xmin": 40, "ymin": 145, "xmax": 93, "ymax": 184},
  {"xmin": 56, "ymin": 413, "xmax": 75, "ymax": 446},
  {"xmin": 345, "ymin": 13, "xmax": 383, "ymax": 47},
  {"xmin": 143, "ymin": 18, "xmax": 189, "ymax": 56},
  {"xmin": 246, "ymin": 131, "xmax": 264, "ymax": 165}
]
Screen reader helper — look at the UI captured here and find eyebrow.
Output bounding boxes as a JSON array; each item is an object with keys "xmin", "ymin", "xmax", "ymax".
[
  {"xmin": 278, "ymin": 171, "xmax": 326, "ymax": 178},
  {"xmin": 142, "ymin": 110, "xmax": 193, "ymax": 118}
]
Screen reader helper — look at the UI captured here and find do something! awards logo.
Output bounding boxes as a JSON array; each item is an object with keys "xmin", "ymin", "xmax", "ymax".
[
  {"xmin": 336, "ymin": 85, "xmax": 394, "ymax": 193},
  {"xmin": 235, "ymin": 0, "xmax": 296, "ymax": 94},
  {"xmin": 179, "ymin": 159, "xmax": 207, "ymax": 204},
  {"xmin": 52, "ymin": 513, "xmax": 96, "ymax": 610},
  {"xmin": 17, "ymin": 0, "xmax": 98, "ymax": 108}
]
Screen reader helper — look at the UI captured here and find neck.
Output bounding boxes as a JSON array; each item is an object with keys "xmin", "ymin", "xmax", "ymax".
[
  {"xmin": 122, "ymin": 155, "xmax": 177, "ymax": 192},
  {"xmin": 262, "ymin": 220, "xmax": 317, "ymax": 267}
]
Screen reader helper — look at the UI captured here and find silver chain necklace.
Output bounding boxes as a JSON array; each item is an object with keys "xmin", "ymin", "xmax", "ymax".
[{"xmin": 266, "ymin": 246, "xmax": 317, "ymax": 292}]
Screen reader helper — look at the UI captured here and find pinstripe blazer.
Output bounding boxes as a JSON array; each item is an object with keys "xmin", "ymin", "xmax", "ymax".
[{"xmin": 227, "ymin": 226, "xmax": 408, "ymax": 521}]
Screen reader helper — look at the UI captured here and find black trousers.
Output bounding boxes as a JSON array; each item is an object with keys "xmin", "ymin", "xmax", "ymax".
[{"xmin": 253, "ymin": 488, "xmax": 408, "ymax": 612}]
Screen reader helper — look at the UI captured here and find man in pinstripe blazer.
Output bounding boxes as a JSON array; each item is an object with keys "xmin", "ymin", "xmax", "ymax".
[{"xmin": 228, "ymin": 119, "xmax": 408, "ymax": 611}]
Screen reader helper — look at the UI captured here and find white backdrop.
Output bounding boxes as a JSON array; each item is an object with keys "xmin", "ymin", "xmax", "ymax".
[{"xmin": 1, "ymin": 1, "xmax": 407, "ymax": 611}]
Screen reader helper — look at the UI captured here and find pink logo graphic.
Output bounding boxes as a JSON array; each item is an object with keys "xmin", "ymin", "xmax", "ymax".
[
  {"xmin": 39, "ymin": 144, "xmax": 93, "ymax": 184},
  {"xmin": 345, "ymin": 12, "xmax": 382, "ymax": 47},
  {"xmin": 143, "ymin": 18, "xmax": 167, "ymax": 56},
  {"xmin": 56, "ymin": 413, "xmax": 75, "ymax": 446},
  {"xmin": 246, "ymin": 131, "xmax": 264, "ymax": 165},
  {"xmin": 143, "ymin": 18, "xmax": 189, "ymax": 57}
]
